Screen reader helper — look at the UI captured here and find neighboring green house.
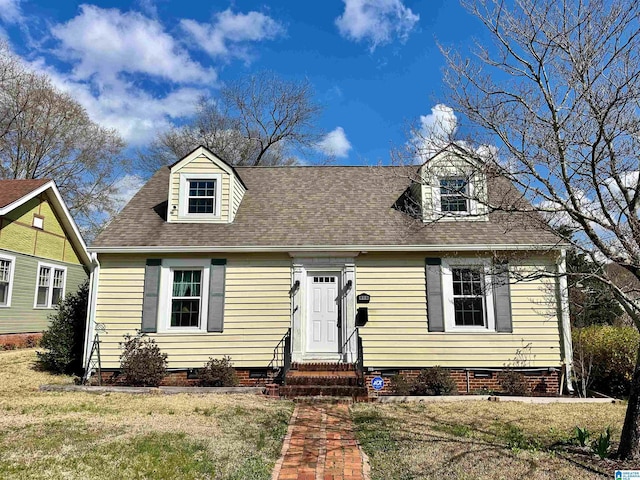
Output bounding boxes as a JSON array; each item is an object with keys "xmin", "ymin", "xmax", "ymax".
[{"xmin": 0, "ymin": 179, "xmax": 90, "ymax": 336}]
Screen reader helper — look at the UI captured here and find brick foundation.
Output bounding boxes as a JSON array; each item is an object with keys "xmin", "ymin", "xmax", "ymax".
[
  {"xmin": 96, "ymin": 368, "xmax": 275, "ymax": 387},
  {"xmin": 0, "ymin": 332, "xmax": 42, "ymax": 349},
  {"xmin": 364, "ymin": 368, "xmax": 561, "ymax": 397}
]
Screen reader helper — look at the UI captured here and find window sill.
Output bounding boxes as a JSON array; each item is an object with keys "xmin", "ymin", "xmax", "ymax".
[
  {"xmin": 156, "ymin": 331, "xmax": 217, "ymax": 335},
  {"xmin": 444, "ymin": 328, "xmax": 497, "ymax": 333}
]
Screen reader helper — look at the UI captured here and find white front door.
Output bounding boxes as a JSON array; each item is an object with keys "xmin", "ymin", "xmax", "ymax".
[{"xmin": 307, "ymin": 273, "xmax": 339, "ymax": 354}]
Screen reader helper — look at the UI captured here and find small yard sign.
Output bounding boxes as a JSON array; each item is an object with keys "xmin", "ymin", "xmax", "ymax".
[{"xmin": 371, "ymin": 376, "xmax": 384, "ymax": 391}]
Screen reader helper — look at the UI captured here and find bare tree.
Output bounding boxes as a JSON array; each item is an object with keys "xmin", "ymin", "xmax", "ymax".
[
  {"xmin": 140, "ymin": 71, "xmax": 323, "ymax": 174},
  {"xmin": 0, "ymin": 45, "xmax": 126, "ymax": 238},
  {"xmin": 418, "ymin": 0, "xmax": 640, "ymax": 460}
]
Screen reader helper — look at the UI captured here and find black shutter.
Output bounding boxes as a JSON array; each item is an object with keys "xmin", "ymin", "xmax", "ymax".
[
  {"xmin": 141, "ymin": 259, "xmax": 161, "ymax": 333},
  {"xmin": 426, "ymin": 258, "xmax": 445, "ymax": 332},
  {"xmin": 207, "ymin": 259, "xmax": 226, "ymax": 332}
]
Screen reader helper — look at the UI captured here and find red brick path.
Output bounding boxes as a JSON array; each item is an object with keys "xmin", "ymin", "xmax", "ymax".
[{"xmin": 272, "ymin": 403, "xmax": 370, "ymax": 480}]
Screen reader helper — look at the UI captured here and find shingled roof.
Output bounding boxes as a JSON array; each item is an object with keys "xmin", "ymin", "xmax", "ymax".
[
  {"xmin": 91, "ymin": 165, "xmax": 560, "ymax": 250},
  {"xmin": 0, "ymin": 179, "xmax": 50, "ymax": 209}
]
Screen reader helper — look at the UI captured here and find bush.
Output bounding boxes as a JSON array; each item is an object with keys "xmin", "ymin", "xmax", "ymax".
[
  {"xmin": 498, "ymin": 370, "xmax": 530, "ymax": 396},
  {"xmin": 572, "ymin": 325, "xmax": 639, "ymax": 398},
  {"xmin": 199, "ymin": 356, "xmax": 239, "ymax": 387},
  {"xmin": 390, "ymin": 373, "xmax": 412, "ymax": 395},
  {"xmin": 120, "ymin": 332, "xmax": 168, "ymax": 386},
  {"xmin": 410, "ymin": 367, "xmax": 458, "ymax": 396},
  {"xmin": 36, "ymin": 281, "xmax": 88, "ymax": 375}
]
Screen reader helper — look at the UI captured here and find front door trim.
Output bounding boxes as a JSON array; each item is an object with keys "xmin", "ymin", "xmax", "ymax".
[{"xmin": 290, "ymin": 256, "xmax": 356, "ymax": 363}]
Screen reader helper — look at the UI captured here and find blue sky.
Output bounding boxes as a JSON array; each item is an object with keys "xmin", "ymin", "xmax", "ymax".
[{"xmin": 0, "ymin": 0, "xmax": 487, "ymax": 168}]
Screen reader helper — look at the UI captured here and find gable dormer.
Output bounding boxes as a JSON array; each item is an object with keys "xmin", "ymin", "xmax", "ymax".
[
  {"xmin": 167, "ymin": 146, "xmax": 246, "ymax": 223},
  {"xmin": 417, "ymin": 151, "xmax": 488, "ymax": 222}
]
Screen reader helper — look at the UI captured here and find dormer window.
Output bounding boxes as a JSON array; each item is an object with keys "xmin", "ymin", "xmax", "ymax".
[
  {"xmin": 440, "ymin": 177, "xmax": 469, "ymax": 213},
  {"xmin": 178, "ymin": 173, "xmax": 222, "ymax": 219},
  {"xmin": 188, "ymin": 180, "xmax": 215, "ymax": 214}
]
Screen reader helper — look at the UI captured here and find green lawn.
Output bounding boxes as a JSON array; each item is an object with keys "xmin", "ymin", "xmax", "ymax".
[
  {"xmin": 352, "ymin": 400, "xmax": 633, "ymax": 479},
  {"xmin": 0, "ymin": 349, "xmax": 293, "ymax": 480}
]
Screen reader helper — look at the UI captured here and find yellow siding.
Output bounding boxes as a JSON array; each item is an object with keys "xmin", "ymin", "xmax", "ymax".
[
  {"xmin": 95, "ymin": 253, "xmax": 292, "ymax": 369},
  {"xmin": 169, "ymin": 154, "xmax": 231, "ymax": 223},
  {"xmin": 355, "ymin": 252, "xmax": 561, "ymax": 368},
  {"xmin": 0, "ymin": 196, "xmax": 81, "ymax": 265},
  {"xmin": 231, "ymin": 178, "xmax": 245, "ymax": 220}
]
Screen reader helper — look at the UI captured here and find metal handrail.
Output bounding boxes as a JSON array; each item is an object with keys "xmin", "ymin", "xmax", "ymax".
[
  {"xmin": 340, "ymin": 327, "xmax": 359, "ymax": 362},
  {"xmin": 267, "ymin": 328, "xmax": 291, "ymax": 383}
]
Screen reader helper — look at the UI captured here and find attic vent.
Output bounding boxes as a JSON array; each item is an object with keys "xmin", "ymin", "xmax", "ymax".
[{"xmin": 32, "ymin": 215, "xmax": 44, "ymax": 230}]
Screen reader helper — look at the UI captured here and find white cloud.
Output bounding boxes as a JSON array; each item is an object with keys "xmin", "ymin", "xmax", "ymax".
[
  {"xmin": 410, "ymin": 104, "xmax": 458, "ymax": 161},
  {"xmin": 181, "ymin": 9, "xmax": 284, "ymax": 60},
  {"xmin": 0, "ymin": 0, "xmax": 22, "ymax": 24},
  {"xmin": 51, "ymin": 5, "xmax": 215, "ymax": 84},
  {"xmin": 316, "ymin": 127, "xmax": 352, "ymax": 158},
  {"xmin": 28, "ymin": 56, "xmax": 205, "ymax": 145},
  {"xmin": 112, "ymin": 174, "xmax": 146, "ymax": 211},
  {"xmin": 335, "ymin": 0, "xmax": 419, "ymax": 51}
]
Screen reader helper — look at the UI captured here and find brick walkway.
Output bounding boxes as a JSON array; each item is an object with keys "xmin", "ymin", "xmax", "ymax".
[{"xmin": 272, "ymin": 403, "xmax": 370, "ymax": 480}]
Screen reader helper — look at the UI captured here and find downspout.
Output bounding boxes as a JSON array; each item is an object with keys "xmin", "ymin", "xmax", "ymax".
[
  {"xmin": 557, "ymin": 249, "xmax": 575, "ymax": 394},
  {"xmin": 82, "ymin": 252, "xmax": 100, "ymax": 373}
]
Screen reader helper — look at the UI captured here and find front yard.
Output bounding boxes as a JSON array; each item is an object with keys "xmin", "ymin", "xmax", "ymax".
[
  {"xmin": 352, "ymin": 400, "xmax": 632, "ymax": 479},
  {"xmin": 0, "ymin": 349, "xmax": 293, "ymax": 479}
]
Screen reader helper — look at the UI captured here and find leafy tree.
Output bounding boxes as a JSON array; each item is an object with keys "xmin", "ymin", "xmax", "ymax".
[
  {"xmin": 139, "ymin": 71, "xmax": 323, "ymax": 173},
  {"xmin": 0, "ymin": 43, "xmax": 126, "ymax": 237},
  {"xmin": 404, "ymin": 0, "xmax": 640, "ymax": 459},
  {"xmin": 36, "ymin": 281, "xmax": 88, "ymax": 376}
]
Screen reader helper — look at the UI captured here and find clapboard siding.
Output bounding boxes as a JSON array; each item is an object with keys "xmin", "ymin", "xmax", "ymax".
[
  {"xmin": 95, "ymin": 253, "xmax": 292, "ymax": 368},
  {"xmin": 168, "ymin": 154, "xmax": 231, "ymax": 223},
  {"xmin": 355, "ymin": 252, "xmax": 562, "ymax": 367},
  {"xmin": 231, "ymin": 177, "xmax": 246, "ymax": 221},
  {"xmin": 0, "ymin": 249, "xmax": 86, "ymax": 333}
]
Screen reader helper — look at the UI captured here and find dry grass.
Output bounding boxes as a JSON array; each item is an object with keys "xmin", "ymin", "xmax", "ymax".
[
  {"xmin": 0, "ymin": 349, "xmax": 294, "ymax": 479},
  {"xmin": 352, "ymin": 400, "xmax": 634, "ymax": 479}
]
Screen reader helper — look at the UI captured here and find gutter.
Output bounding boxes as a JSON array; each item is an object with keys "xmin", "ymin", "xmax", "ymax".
[
  {"xmin": 90, "ymin": 243, "xmax": 565, "ymax": 254},
  {"xmin": 557, "ymin": 249, "xmax": 575, "ymax": 394},
  {"xmin": 82, "ymin": 252, "xmax": 101, "ymax": 378}
]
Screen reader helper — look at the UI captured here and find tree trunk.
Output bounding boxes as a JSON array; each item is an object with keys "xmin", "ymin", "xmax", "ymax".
[{"xmin": 618, "ymin": 344, "xmax": 640, "ymax": 460}]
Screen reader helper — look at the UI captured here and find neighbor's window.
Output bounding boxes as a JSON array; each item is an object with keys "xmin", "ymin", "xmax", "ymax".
[
  {"xmin": 440, "ymin": 177, "xmax": 469, "ymax": 212},
  {"xmin": 0, "ymin": 258, "xmax": 13, "ymax": 306},
  {"xmin": 188, "ymin": 180, "xmax": 216, "ymax": 214},
  {"xmin": 170, "ymin": 269, "xmax": 202, "ymax": 328},
  {"xmin": 36, "ymin": 264, "xmax": 66, "ymax": 308},
  {"xmin": 452, "ymin": 267, "xmax": 486, "ymax": 327}
]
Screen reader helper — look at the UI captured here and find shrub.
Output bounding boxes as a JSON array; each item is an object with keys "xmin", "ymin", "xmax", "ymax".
[
  {"xmin": 120, "ymin": 332, "xmax": 168, "ymax": 386},
  {"xmin": 410, "ymin": 366, "xmax": 457, "ymax": 396},
  {"xmin": 36, "ymin": 281, "xmax": 88, "ymax": 375},
  {"xmin": 498, "ymin": 369, "xmax": 530, "ymax": 396},
  {"xmin": 199, "ymin": 356, "xmax": 239, "ymax": 387},
  {"xmin": 591, "ymin": 427, "xmax": 612, "ymax": 459},
  {"xmin": 572, "ymin": 325, "xmax": 639, "ymax": 397},
  {"xmin": 390, "ymin": 373, "xmax": 412, "ymax": 395}
]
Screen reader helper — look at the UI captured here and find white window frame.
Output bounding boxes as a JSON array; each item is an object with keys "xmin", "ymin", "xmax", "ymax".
[
  {"xmin": 157, "ymin": 258, "xmax": 210, "ymax": 333},
  {"xmin": 178, "ymin": 173, "xmax": 222, "ymax": 219},
  {"xmin": 33, "ymin": 262, "xmax": 67, "ymax": 309},
  {"xmin": 0, "ymin": 253, "xmax": 16, "ymax": 308},
  {"xmin": 442, "ymin": 257, "xmax": 495, "ymax": 332},
  {"xmin": 433, "ymin": 174, "xmax": 478, "ymax": 217}
]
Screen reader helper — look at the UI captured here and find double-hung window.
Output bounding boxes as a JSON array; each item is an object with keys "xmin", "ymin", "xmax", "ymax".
[
  {"xmin": 439, "ymin": 177, "xmax": 469, "ymax": 213},
  {"xmin": 0, "ymin": 254, "xmax": 15, "ymax": 307},
  {"xmin": 170, "ymin": 269, "xmax": 202, "ymax": 328},
  {"xmin": 157, "ymin": 259, "xmax": 211, "ymax": 332},
  {"xmin": 188, "ymin": 180, "xmax": 215, "ymax": 214},
  {"xmin": 452, "ymin": 267, "xmax": 485, "ymax": 327},
  {"xmin": 442, "ymin": 259, "xmax": 495, "ymax": 332},
  {"xmin": 35, "ymin": 263, "xmax": 66, "ymax": 308},
  {"xmin": 178, "ymin": 173, "xmax": 222, "ymax": 219}
]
